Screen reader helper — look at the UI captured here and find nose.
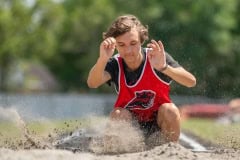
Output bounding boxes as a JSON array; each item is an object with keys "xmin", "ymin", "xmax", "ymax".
[{"xmin": 125, "ymin": 46, "xmax": 133, "ymax": 55}]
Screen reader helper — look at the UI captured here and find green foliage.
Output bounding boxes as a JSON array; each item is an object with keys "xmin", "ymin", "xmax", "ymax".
[
  {"xmin": 45, "ymin": 0, "xmax": 116, "ymax": 92},
  {"xmin": 0, "ymin": 0, "xmax": 64, "ymax": 91},
  {"xmin": 25, "ymin": 0, "xmax": 65, "ymax": 60},
  {"xmin": 0, "ymin": 0, "xmax": 239, "ymax": 97}
]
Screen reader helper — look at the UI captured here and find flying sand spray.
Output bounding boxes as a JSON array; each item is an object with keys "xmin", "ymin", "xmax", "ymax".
[{"xmin": 0, "ymin": 107, "xmax": 51, "ymax": 149}]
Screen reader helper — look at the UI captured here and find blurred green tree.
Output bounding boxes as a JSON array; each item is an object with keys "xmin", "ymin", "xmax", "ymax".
[
  {"xmin": 48, "ymin": 0, "xmax": 240, "ymax": 97},
  {"xmin": 137, "ymin": 0, "xmax": 240, "ymax": 98},
  {"xmin": 0, "ymin": 0, "xmax": 239, "ymax": 97},
  {"xmin": 0, "ymin": 0, "xmax": 64, "ymax": 92},
  {"xmin": 0, "ymin": 0, "xmax": 31, "ymax": 91},
  {"xmin": 45, "ymin": 0, "xmax": 116, "ymax": 92}
]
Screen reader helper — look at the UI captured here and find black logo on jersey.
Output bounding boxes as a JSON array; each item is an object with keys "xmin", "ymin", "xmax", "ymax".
[{"xmin": 125, "ymin": 90, "xmax": 155, "ymax": 110}]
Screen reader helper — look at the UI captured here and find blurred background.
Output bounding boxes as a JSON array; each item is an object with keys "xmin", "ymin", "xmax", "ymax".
[{"xmin": 0, "ymin": 0, "xmax": 239, "ymax": 119}]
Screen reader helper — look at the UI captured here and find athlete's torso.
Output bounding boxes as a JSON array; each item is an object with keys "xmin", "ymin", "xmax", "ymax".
[
  {"xmin": 105, "ymin": 48, "xmax": 180, "ymax": 91},
  {"xmin": 114, "ymin": 49, "xmax": 171, "ymax": 122}
]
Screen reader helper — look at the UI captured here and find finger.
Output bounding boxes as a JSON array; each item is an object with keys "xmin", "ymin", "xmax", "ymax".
[
  {"xmin": 102, "ymin": 41, "xmax": 109, "ymax": 49},
  {"xmin": 109, "ymin": 37, "xmax": 116, "ymax": 49},
  {"xmin": 105, "ymin": 38, "xmax": 112, "ymax": 47},
  {"xmin": 103, "ymin": 39, "xmax": 112, "ymax": 49},
  {"xmin": 151, "ymin": 39, "xmax": 161, "ymax": 51},
  {"xmin": 147, "ymin": 43, "xmax": 153, "ymax": 49},
  {"xmin": 146, "ymin": 43, "xmax": 153, "ymax": 54},
  {"xmin": 157, "ymin": 40, "xmax": 164, "ymax": 51},
  {"xmin": 147, "ymin": 40, "xmax": 161, "ymax": 51},
  {"xmin": 105, "ymin": 37, "xmax": 116, "ymax": 49},
  {"xmin": 146, "ymin": 42, "xmax": 156, "ymax": 50}
]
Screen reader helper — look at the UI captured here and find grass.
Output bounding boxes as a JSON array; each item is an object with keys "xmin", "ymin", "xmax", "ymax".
[
  {"xmin": 0, "ymin": 117, "xmax": 97, "ymax": 147},
  {"xmin": 181, "ymin": 118, "xmax": 240, "ymax": 149},
  {"xmin": 0, "ymin": 116, "xmax": 106, "ymax": 135},
  {"xmin": 1, "ymin": 117, "xmax": 240, "ymax": 149},
  {"xmin": 0, "ymin": 121, "xmax": 22, "ymax": 139}
]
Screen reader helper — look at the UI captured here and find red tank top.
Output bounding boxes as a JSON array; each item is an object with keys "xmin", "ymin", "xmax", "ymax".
[{"xmin": 114, "ymin": 51, "xmax": 171, "ymax": 122}]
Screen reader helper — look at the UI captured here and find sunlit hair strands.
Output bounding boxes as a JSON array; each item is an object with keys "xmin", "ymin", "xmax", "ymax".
[{"xmin": 103, "ymin": 14, "xmax": 149, "ymax": 44}]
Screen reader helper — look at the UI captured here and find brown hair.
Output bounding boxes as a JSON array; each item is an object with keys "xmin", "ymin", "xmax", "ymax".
[{"xmin": 103, "ymin": 15, "xmax": 149, "ymax": 44}]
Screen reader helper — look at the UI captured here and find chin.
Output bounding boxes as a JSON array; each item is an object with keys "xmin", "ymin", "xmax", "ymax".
[{"xmin": 125, "ymin": 58, "xmax": 135, "ymax": 63}]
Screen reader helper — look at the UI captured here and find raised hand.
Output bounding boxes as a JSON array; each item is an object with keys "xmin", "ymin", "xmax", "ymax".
[
  {"xmin": 147, "ymin": 40, "xmax": 167, "ymax": 71},
  {"xmin": 99, "ymin": 37, "xmax": 116, "ymax": 61}
]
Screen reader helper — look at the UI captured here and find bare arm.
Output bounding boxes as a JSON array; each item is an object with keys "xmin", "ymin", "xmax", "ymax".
[
  {"xmin": 147, "ymin": 39, "xmax": 196, "ymax": 88},
  {"xmin": 87, "ymin": 37, "xmax": 116, "ymax": 88},
  {"xmin": 162, "ymin": 66, "xmax": 196, "ymax": 87},
  {"xmin": 87, "ymin": 58, "xmax": 111, "ymax": 88}
]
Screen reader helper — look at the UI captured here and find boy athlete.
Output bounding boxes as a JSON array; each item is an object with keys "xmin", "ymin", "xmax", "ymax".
[{"xmin": 87, "ymin": 15, "xmax": 196, "ymax": 142}]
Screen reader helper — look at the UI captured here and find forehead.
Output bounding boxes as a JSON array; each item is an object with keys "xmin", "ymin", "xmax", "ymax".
[{"xmin": 115, "ymin": 27, "xmax": 140, "ymax": 43}]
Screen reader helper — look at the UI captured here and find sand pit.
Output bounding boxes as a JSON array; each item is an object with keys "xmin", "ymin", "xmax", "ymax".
[
  {"xmin": 1, "ymin": 107, "xmax": 240, "ymax": 160},
  {"xmin": 1, "ymin": 143, "xmax": 240, "ymax": 160}
]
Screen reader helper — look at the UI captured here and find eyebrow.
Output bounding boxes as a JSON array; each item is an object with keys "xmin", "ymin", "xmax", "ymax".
[
  {"xmin": 117, "ymin": 42, "xmax": 124, "ymax": 44},
  {"xmin": 117, "ymin": 40, "xmax": 138, "ymax": 44},
  {"xmin": 117, "ymin": 42, "xmax": 125, "ymax": 46}
]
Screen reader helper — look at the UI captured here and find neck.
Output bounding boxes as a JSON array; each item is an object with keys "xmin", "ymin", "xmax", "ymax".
[{"xmin": 126, "ymin": 51, "xmax": 143, "ymax": 71}]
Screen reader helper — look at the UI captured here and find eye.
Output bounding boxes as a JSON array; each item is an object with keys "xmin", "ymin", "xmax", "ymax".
[
  {"xmin": 117, "ymin": 43, "xmax": 125, "ymax": 47},
  {"xmin": 131, "ymin": 41, "xmax": 137, "ymax": 45}
]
